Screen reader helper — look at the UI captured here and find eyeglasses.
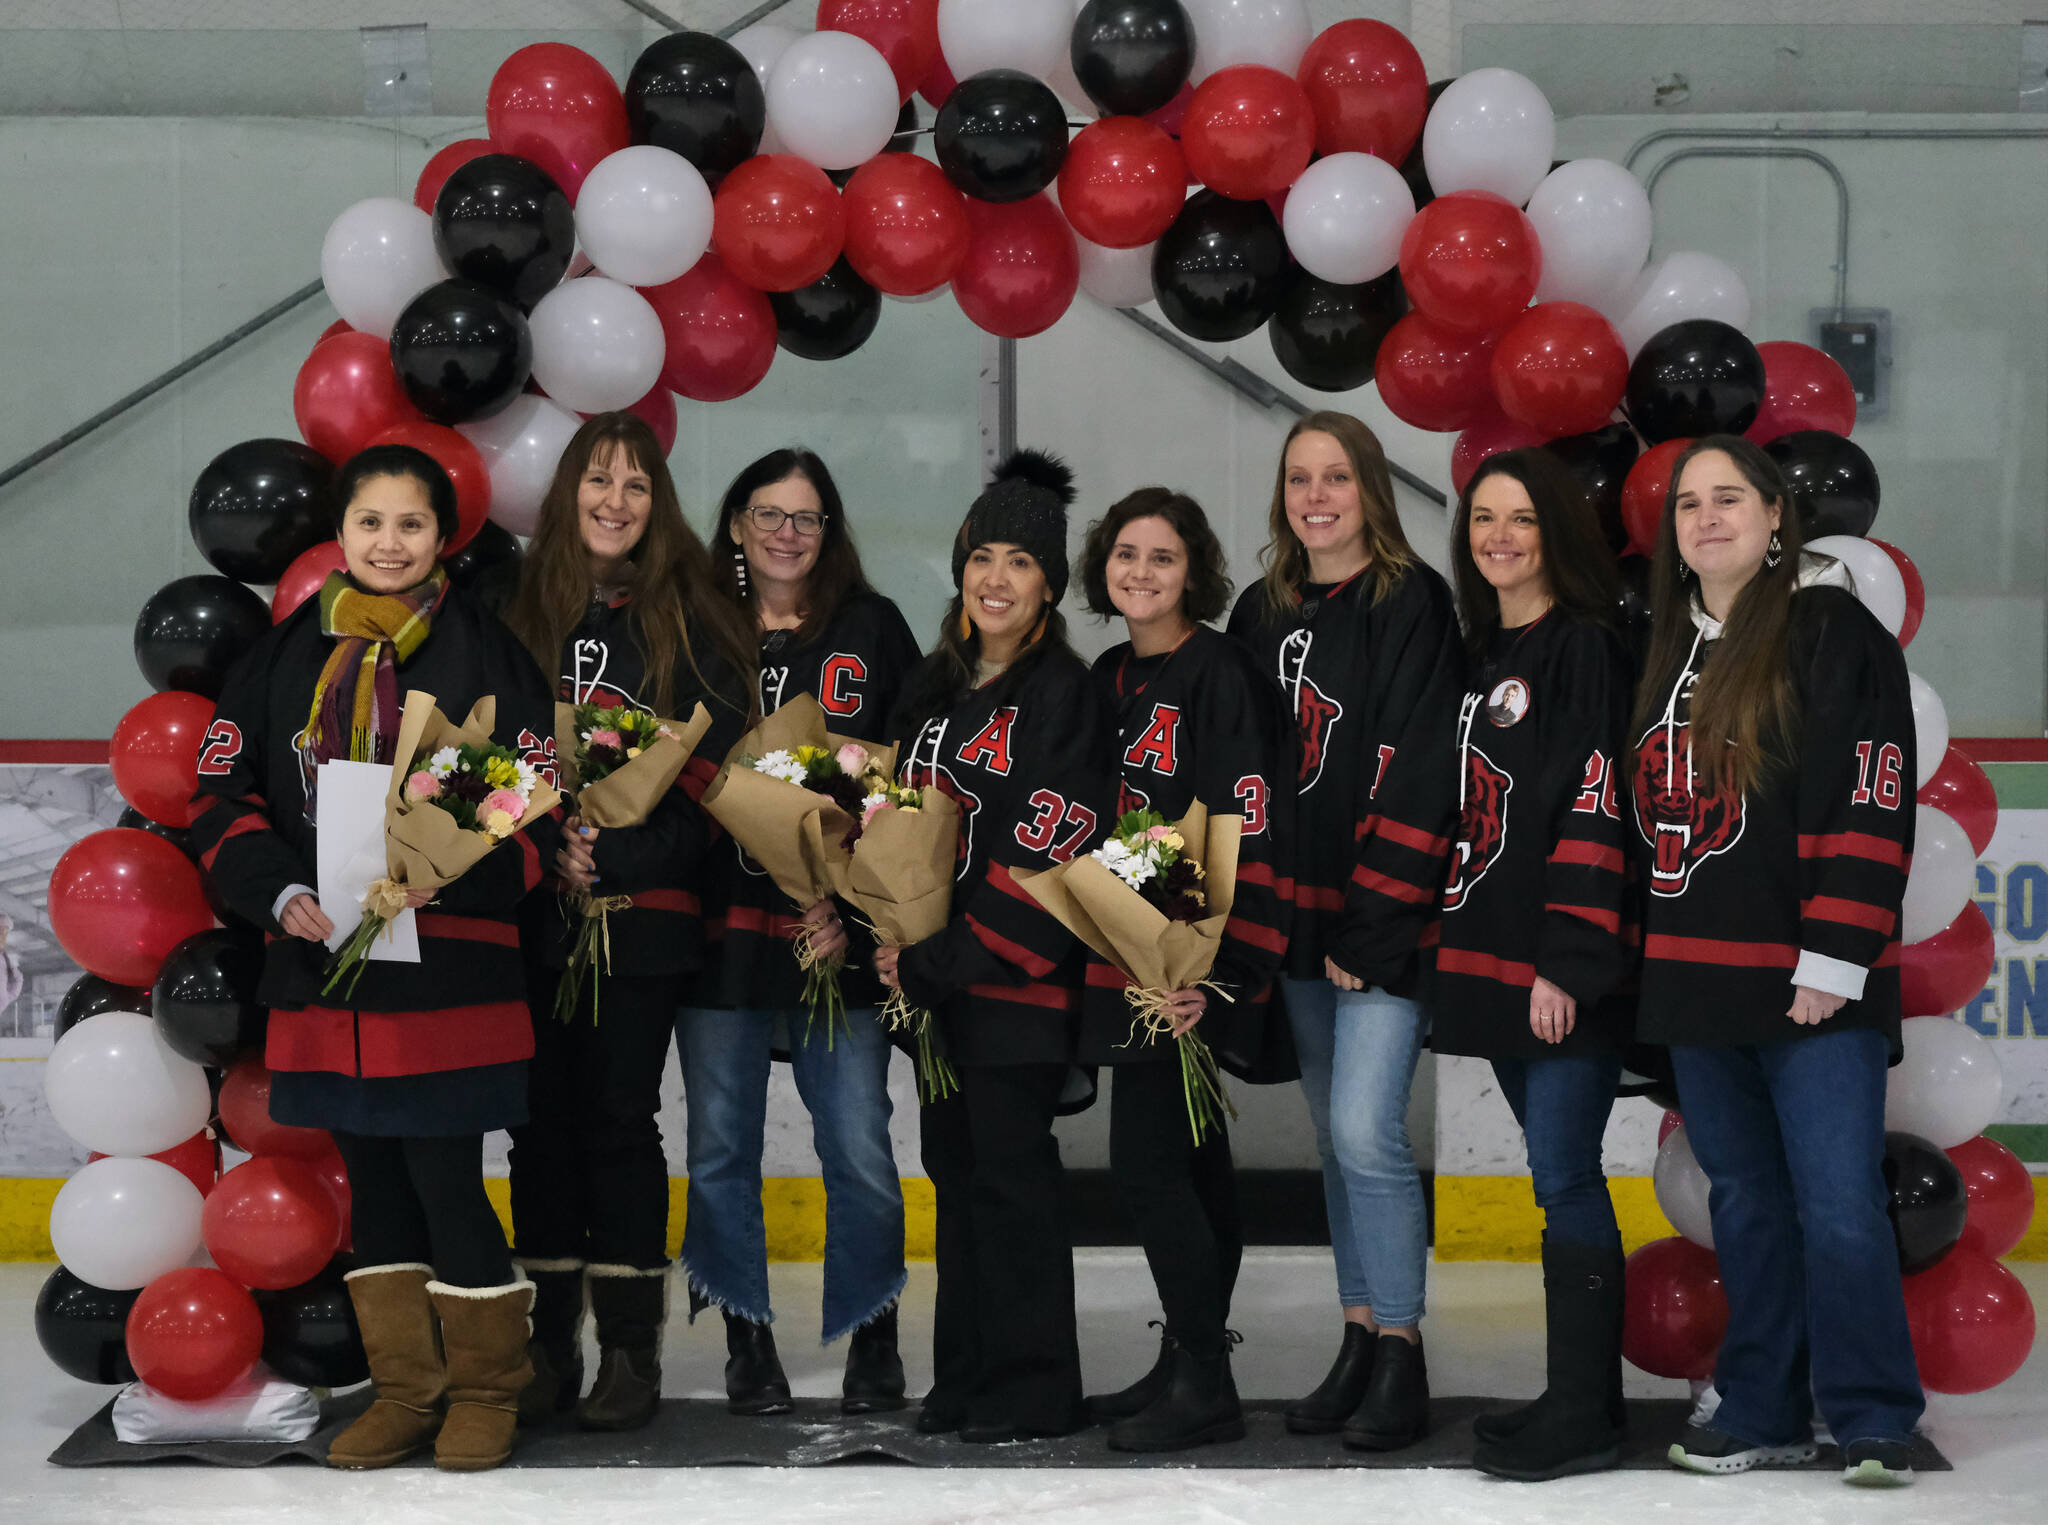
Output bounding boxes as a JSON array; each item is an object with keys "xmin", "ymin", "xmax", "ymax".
[{"xmin": 743, "ymin": 504, "xmax": 827, "ymax": 537}]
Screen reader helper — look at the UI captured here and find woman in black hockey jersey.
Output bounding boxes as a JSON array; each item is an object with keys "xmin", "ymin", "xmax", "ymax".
[
  {"xmin": 1072, "ymin": 488, "xmax": 1291, "ymax": 1453},
  {"xmin": 190, "ymin": 445, "xmax": 558, "ymax": 1472},
  {"xmin": 1430, "ymin": 449, "xmax": 1634, "ymax": 1481},
  {"xmin": 873, "ymin": 451, "xmax": 1117, "ymax": 1443},
  {"xmin": 1631, "ymin": 436, "xmax": 1921, "ymax": 1487},
  {"xmin": 1226, "ymin": 411, "xmax": 1463, "ymax": 1451},
  {"xmin": 501, "ymin": 412, "xmax": 756, "ymax": 1431},
  {"xmin": 675, "ymin": 448, "xmax": 922, "ymax": 1416}
]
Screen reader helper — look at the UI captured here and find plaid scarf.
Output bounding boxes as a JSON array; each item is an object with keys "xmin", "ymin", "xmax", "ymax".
[{"xmin": 304, "ymin": 569, "xmax": 447, "ymax": 766}]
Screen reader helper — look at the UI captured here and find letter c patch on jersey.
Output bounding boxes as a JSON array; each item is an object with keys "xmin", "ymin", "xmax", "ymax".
[
  {"xmin": 1123, "ymin": 704, "xmax": 1182, "ymax": 775},
  {"xmin": 957, "ymin": 707, "xmax": 1016, "ymax": 775},
  {"xmin": 818, "ymin": 652, "xmax": 867, "ymax": 717}
]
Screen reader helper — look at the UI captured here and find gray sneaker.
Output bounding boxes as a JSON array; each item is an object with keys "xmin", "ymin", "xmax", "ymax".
[
  {"xmin": 1841, "ymin": 1438, "xmax": 1916, "ymax": 1487},
  {"xmin": 1668, "ymin": 1421, "xmax": 1818, "ymax": 1474}
]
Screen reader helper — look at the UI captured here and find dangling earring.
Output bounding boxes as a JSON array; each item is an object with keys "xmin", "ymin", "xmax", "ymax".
[
  {"xmin": 1676, "ymin": 558, "xmax": 1692, "ymax": 583},
  {"xmin": 956, "ymin": 604, "xmax": 974, "ymax": 643},
  {"xmin": 1027, "ymin": 607, "xmax": 1048, "ymax": 647},
  {"xmin": 1765, "ymin": 531, "xmax": 1783, "ymax": 569},
  {"xmin": 732, "ymin": 546, "xmax": 750, "ymax": 597}
]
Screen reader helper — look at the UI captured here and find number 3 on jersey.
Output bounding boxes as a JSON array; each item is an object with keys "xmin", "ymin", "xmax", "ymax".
[
  {"xmin": 1015, "ymin": 788, "xmax": 1097, "ymax": 861},
  {"xmin": 1234, "ymin": 774, "xmax": 1269, "ymax": 836}
]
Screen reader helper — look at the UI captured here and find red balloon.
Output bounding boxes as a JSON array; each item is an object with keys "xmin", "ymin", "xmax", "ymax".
[
  {"xmin": 713, "ymin": 154, "xmax": 847, "ymax": 292},
  {"xmin": 48, "ymin": 829, "xmax": 213, "ymax": 987},
  {"xmin": 1451, "ymin": 410, "xmax": 1551, "ymax": 496},
  {"xmin": 414, "ymin": 137, "xmax": 496, "ymax": 214},
  {"xmin": 1295, "ymin": 19, "xmax": 1429, "ymax": 163},
  {"xmin": 646, "ymin": 253, "xmax": 779, "ymax": 402},
  {"xmin": 586, "ymin": 385, "xmax": 678, "ymax": 456},
  {"xmin": 1745, "ymin": 339, "xmax": 1857, "ymax": 445},
  {"xmin": 1146, "ymin": 81, "xmax": 1195, "ymax": 141},
  {"xmin": 1904, "ymin": 1247, "xmax": 2036, "ymax": 1394},
  {"xmin": 316, "ymin": 318, "xmax": 353, "ymax": 347},
  {"xmin": 1623, "ymin": 1235, "xmax": 1729, "ymax": 1380},
  {"xmin": 1181, "ymin": 66, "xmax": 1315, "ymax": 202},
  {"xmin": 126, "ymin": 1268, "xmax": 265, "ymax": 1401},
  {"xmin": 203, "ymin": 1157, "xmax": 344, "ymax": 1291},
  {"xmin": 1375, "ymin": 312, "xmax": 1500, "ymax": 433},
  {"xmin": 917, "ymin": 51, "xmax": 958, "ymax": 110},
  {"xmin": 1871, "ymin": 536, "xmax": 1925, "ymax": 650},
  {"xmin": 1946, "ymin": 1136, "xmax": 2035, "ymax": 1260},
  {"xmin": 1901, "ymin": 901, "xmax": 1995, "ymax": 1018},
  {"xmin": 1489, "ymin": 301, "xmax": 1627, "ymax": 439},
  {"xmin": 111, "ymin": 691, "xmax": 216, "ymax": 829},
  {"xmin": 272, "ymin": 542, "xmax": 347, "ymax": 623},
  {"xmin": 1918, "ymin": 743, "xmax": 1998, "ymax": 858},
  {"xmin": 218, "ymin": 1054, "xmax": 334, "ymax": 1160},
  {"xmin": 819, "ymin": 0, "xmax": 940, "ymax": 104},
  {"xmin": 1057, "ymin": 117, "xmax": 1188, "ymax": 250},
  {"xmin": 91, "ymin": 1130, "xmax": 220, "ymax": 1199},
  {"xmin": 366, "ymin": 420, "xmax": 491, "ymax": 552},
  {"xmin": 306, "ymin": 1142, "xmax": 354, "ymax": 1253},
  {"xmin": 1398, "ymin": 190, "xmax": 1540, "ymax": 334},
  {"xmin": 485, "ymin": 43, "xmax": 629, "ymax": 203},
  {"xmin": 842, "ymin": 153, "xmax": 971, "ymax": 295},
  {"xmin": 953, "ymin": 194, "xmax": 1080, "ymax": 340},
  {"xmin": 294, "ymin": 331, "xmax": 422, "ymax": 465},
  {"xmin": 1620, "ymin": 437, "xmax": 1694, "ymax": 556}
]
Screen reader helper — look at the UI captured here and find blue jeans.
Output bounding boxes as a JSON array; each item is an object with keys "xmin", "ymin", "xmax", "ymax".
[
  {"xmin": 1671, "ymin": 1028, "xmax": 1925, "ymax": 1449},
  {"xmin": 674, "ymin": 1005, "xmax": 907, "ymax": 1344},
  {"xmin": 1491, "ymin": 1052, "xmax": 1623, "ymax": 1251},
  {"xmin": 1283, "ymin": 977, "xmax": 1430, "ymax": 1326}
]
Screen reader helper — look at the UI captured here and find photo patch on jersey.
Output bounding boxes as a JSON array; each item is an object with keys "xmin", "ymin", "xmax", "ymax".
[
  {"xmin": 1632, "ymin": 720, "xmax": 1744, "ymax": 896},
  {"xmin": 1487, "ymin": 676, "xmax": 1531, "ymax": 728},
  {"xmin": 1444, "ymin": 745, "xmax": 1511, "ymax": 910}
]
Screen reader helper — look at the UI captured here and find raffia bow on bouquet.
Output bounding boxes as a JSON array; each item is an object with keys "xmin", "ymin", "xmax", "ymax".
[
  {"xmin": 1015, "ymin": 802, "xmax": 1243, "ymax": 1144},
  {"xmin": 322, "ymin": 690, "xmax": 563, "ymax": 999},
  {"xmin": 550, "ymin": 699, "xmax": 714, "ymax": 1025}
]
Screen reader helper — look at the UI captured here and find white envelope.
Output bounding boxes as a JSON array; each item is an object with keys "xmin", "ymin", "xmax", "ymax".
[{"xmin": 316, "ymin": 759, "xmax": 420, "ymax": 964}]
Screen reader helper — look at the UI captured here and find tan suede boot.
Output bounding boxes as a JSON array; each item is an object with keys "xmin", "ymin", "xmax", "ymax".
[
  {"xmin": 428, "ymin": 1272, "xmax": 536, "ymax": 1472},
  {"xmin": 326, "ymin": 1263, "xmax": 444, "ymax": 1470}
]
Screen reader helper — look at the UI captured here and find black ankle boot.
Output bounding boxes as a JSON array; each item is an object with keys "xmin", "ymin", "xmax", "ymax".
[
  {"xmin": 1342, "ymin": 1333, "xmax": 1430, "ymax": 1451},
  {"xmin": 1086, "ymin": 1321, "xmax": 1172, "ymax": 1423},
  {"xmin": 577, "ymin": 1266, "xmax": 667, "ymax": 1431},
  {"xmin": 1106, "ymin": 1335, "xmax": 1245, "ymax": 1453},
  {"xmin": 842, "ymin": 1305, "xmax": 907, "ymax": 1414},
  {"xmin": 1284, "ymin": 1323, "xmax": 1376, "ymax": 1435},
  {"xmin": 723, "ymin": 1309, "xmax": 793, "ymax": 1416},
  {"xmin": 514, "ymin": 1260, "xmax": 586, "ymax": 1426},
  {"xmin": 1473, "ymin": 1243, "xmax": 1625, "ymax": 1481}
]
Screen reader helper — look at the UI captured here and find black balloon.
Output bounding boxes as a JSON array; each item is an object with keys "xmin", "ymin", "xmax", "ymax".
[
  {"xmin": 1544, "ymin": 422, "xmax": 1640, "ymax": 552},
  {"xmin": 1072, "ymin": 0, "xmax": 1195, "ymax": 118},
  {"xmin": 1153, "ymin": 191, "xmax": 1291, "ymax": 343},
  {"xmin": 1764, "ymin": 429, "xmax": 1881, "ymax": 539},
  {"xmin": 152, "ymin": 927, "xmax": 268, "ymax": 1068},
  {"xmin": 1883, "ymin": 1130, "xmax": 1968, "ymax": 1274},
  {"xmin": 55, "ymin": 974, "xmax": 150, "ymax": 1039},
  {"xmin": 626, "ymin": 32, "xmax": 765, "ymax": 184},
  {"xmin": 1624, "ymin": 320, "xmax": 1766, "ymax": 443},
  {"xmin": 432, "ymin": 153, "xmax": 574, "ymax": 313},
  {"xmin": 1398, "ymin": 80, "xmax": 1454, "ymax": 213},
  {"xmin": 35, "ymin": 1266, "xmax": 140, "ymax": 1384},
  {"xmin": 934, "ymin": 69, "xmax": 1070, "ymax": 203},
  {"xmin": 133, "ymin": 575, "xmax": 270, "ymax": 699},
  {"xmin": 443, "ymin": 517, "xmax": 525, "ymax": 614},
  {"xmin": 116, "ymin": 805, "xmax": 191, "ymax": 855},
  {"xmin": 389, "ymin": 279, "xmax": 533, "ymax": 425},
  {"xmin": 1267, "ymin": 268, "xmax": 1406, "ymax": 393},
  {"xmin": 1615, "ymin": 554, "xmax": 1655, "ymax": 647},
  {"xmin": 770, "ymin": 257, "xmax": 882, "ymax": 362},
  {"xmin": 255, "ymin": 1258, "xmax": 368, "ymax": 1389},
  {"xmin": 187, "ymin": 439, "xmax": 336, "ymax": 584}
]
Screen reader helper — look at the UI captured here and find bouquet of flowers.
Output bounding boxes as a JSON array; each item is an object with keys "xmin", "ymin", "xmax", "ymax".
[
  {"xmin": 1016, "ymin": 802, "xmax": 1243, "ymax": 1143},
  {"xmin": 550, "ymin": 699, "xmax": 714, "ymax": 1025},
  {"xmin": 323, "ymin": 691, "xmax": 562, "ymax": 998}
]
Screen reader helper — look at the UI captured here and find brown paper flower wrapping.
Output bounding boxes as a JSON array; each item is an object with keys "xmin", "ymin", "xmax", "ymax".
[
  {"xmin": 382, "ymin": 690, "xmax": 563, "ymax": 893},
  {"xmin": 827, "ymin": 785, "xmax": 959, "ymax": 950},
  {"xmin": 554, "ymin": 701, "xmax": 713, "ymax": 828}
]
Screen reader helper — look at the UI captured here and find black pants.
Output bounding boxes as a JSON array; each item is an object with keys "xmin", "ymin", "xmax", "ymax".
[
  {"xmin": 1109, "ymin": 1059, "xmax": 1243, "ymax": 1357},
  {"xmin": 330, "ymin": 1131, "xmax": 510, "ymax": 1289},
  {"xmin": 921, "ymin": 1061, "xmax": 1083, "ymax": 1432},
  {"xmin": 507, "ymin": 969, "xmax": 675, "ymax": 1269}
]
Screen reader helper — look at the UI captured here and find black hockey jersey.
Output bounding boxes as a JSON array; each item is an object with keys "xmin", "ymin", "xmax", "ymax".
[
  {"xmin": 1630, "ymin": 584, "xmax": 1913, "ymax": 1052},
  {"xmin": 1429, "ymin": 611, "xmax": 1636, "ymax": 1060},
  {"xmin": 1227, "ymin": 565, "xmax": 1465, "ymax": 991}
]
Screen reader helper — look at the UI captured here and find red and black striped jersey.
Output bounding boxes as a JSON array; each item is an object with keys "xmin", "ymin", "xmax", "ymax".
[
  {"xmin": 1630, "ymin": 583, "xmax": 1914, "ymax": 1051},
  {"xmin": 1226, "ymin": 565, "xmax": 1466, "ymax": 991},
  {"xmin": 890, "ymin": 644, "xmax": 1118, "ymax": 1068},
  {"xmin": 1429, "ymin": 611, "xmax": 1637, "ymax": 1059}
]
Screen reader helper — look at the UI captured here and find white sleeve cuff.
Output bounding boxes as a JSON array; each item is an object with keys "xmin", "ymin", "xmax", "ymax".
[
  {"xmin": 271, "ymin": 884, "xmax": 316, "ymax": 925},
  {"xmin": 1792, "ymin": 949, "xmax": 1868, "ymax": 1002}
]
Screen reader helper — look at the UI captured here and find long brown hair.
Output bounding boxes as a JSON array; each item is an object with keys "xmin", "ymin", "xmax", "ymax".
[
  {"xmin": 1257, "ymin": 410, "xmax": 1419, "ymax": 619},
  {"xmin": 1452, "ymin": 448, "xmax": 1620, "ymax": 665},
  {"xmin": 706, "ymin": 447, "xmax": 876, "ymax": 645},
  {"xmin": 1629, "ymin": 434, "xmax": 1805, "ymax": 799},
  {"xmin": 502, "ymin": 412, "xmax": 756, "ymax": 720}
]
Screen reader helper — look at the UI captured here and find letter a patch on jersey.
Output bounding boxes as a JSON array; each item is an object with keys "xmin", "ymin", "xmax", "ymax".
[
  {"xmin": 957, "ymin": 707, "xmax": 1016, "ymax": 774},
  {"xmin": 1123, "ymin": 704, "xmax": 1182, "ymax": 775}
]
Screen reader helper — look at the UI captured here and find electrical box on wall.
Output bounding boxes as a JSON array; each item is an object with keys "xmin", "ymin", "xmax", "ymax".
[{"xmin": 1810, "ymin": 307, "xmax": 1892, "ymax": 421}]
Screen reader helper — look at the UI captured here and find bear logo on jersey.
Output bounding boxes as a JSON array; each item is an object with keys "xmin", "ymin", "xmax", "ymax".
[
  {"xmin": 1278, "ymin": 630, "xmax": 1344, "ymax": 791},
  {"xmin": 1117, "ymin": 781, "xmax": 1151, "ymax": 817},
  {"xmin": 1633, "ymin": 722, "xmax": 1744, "ymax": 896},
  {"xmin": 1443, "ymin": 747, "xmax": 1511, "ymax": 911},
  {"xmin": 906, "ymin": 717, "xmax": 982, "ymax": 878}
]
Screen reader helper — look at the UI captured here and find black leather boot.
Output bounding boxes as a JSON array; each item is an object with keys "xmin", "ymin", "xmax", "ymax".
[
  {"xmin": 513, "ymin": 1259, "xmax": 585, "ymax": 1426},
  {"xmin": 1341, "ymin": 1333, "xmax": 1430, "ymax": 1451},
  {"xmin": 1085, "ymin": 1321, "xmax": 1172, "ymax": 1423},
  {"xmin": 1284, "ymin": 1323, "xmax": 1376, "ymax": 1435},
  {"xmin": 1473, "ymin": 1243, "xmax": 1625, "ymax": 1481},
  {"xmin": 577, "ymin": 1266, "xmax": 666, "ymax": 1432},
  {"xmin": 842, "ymin": 1305, "xmax": 907, "ymax": 1414},
  {"xmin": 1106, "ymin": 1335, "xmax": 1245, "ymax": 1453},
  {"xmin": 723, "ymin": 1309, "xmax": 793, "ymax": 1416}
]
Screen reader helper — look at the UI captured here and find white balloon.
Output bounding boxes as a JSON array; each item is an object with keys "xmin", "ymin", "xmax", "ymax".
[
  {"xmin": 1420, "ymin": 68, "xmax": 1556, "ymax": 206},
  {"xmin": 1282, "ymin": 153, "xmax": 1414, "ymax": 286},
  {"xmin": 50, "ymin": 1156, "xmax": 205, "ymax": 1291},
  {"xmin": 1527, "ymin": 159, "xmax": 1652, "ymax": 309},
  {"xmin": 44, "ymin": 1011, "xmax": 211, "ymax": 1158},
  {"xmin": 1611, "ymin": 251, "xmax": 1751, "ymax": 358},
  {"xmin": 768, "ymin": 30, "xmax": 905, "ymax": 172},
  {"xmin": 574, "ymin": 146, "xmax": 713, "ymax": 288},
  {"xmin": 319, "ymin": 197, "xmax": 444, "ymax": 341},
  {"xmin": 729, "ymin": 22, "xmax": 799, "ymax": 154},
  {"xmin": 1908, "ymin": 673, "xmax": 1948, "ymax": 789},
  {"xmin": 1653, "ymin": 1124, "xmax": 1715, "ymax": 1250},
  {"xmin": 527, "ymin": 277, "xmax": 666, "ymax": 415},
  {"xmin": 1903, "ymin": 804, "xmax": 1976, "ymax": 945},
  {"xmin": 458, "ymin": 393, "xmax": 584, "ymax": 538},
  {"xmin": 1185, "ymin": 0, "xmax": 1313, "ymax": 82},
  {"xmin": 1076, "ymin": 235, "xmax": 1159, "ymax": 309},
  {"xmin": 938, "ymin": 0, "xmax": 1072, "ymax": 82},
  {"xmin": 1886, "ymin": 1016, "xmax": 2004, "ymax": 1148},
  {"xmin": 1807, "ymin": 535, "xmax": 1907, "ymax": 639}
]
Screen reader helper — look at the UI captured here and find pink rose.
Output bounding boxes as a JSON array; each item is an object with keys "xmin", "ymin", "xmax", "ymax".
[
  {"xmin": 1146, "ymin": 823, "xmax": 1173, "ymax": 841},
  {"xmin": 405, "ymin": 770, "xmax": 439, "ymax": 800},
  {"xmin": 862, "ymin": 798, "xmax": 894, "ymax": 826},
  {"xmin": 834, "ymin": 742, "xmax": 870, "ymax": 774},
  {"xmin": 481, "ymin": 788, "xmax": 527, "ymax": 822},
  {"xmin": 589, "ymin": 728, "xmax": 623, "ymax": 750}
]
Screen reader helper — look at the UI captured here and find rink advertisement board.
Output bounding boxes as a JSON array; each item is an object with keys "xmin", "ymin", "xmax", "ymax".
[{"xmin": 1961, "ymin": 807, "xmax": 2048, "ymax": 1165}]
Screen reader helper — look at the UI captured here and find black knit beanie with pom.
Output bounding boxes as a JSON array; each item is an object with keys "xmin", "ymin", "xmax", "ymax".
[{"xmin": 951, "ymin": 448, "xmax": 1077, "ymax": 603}]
